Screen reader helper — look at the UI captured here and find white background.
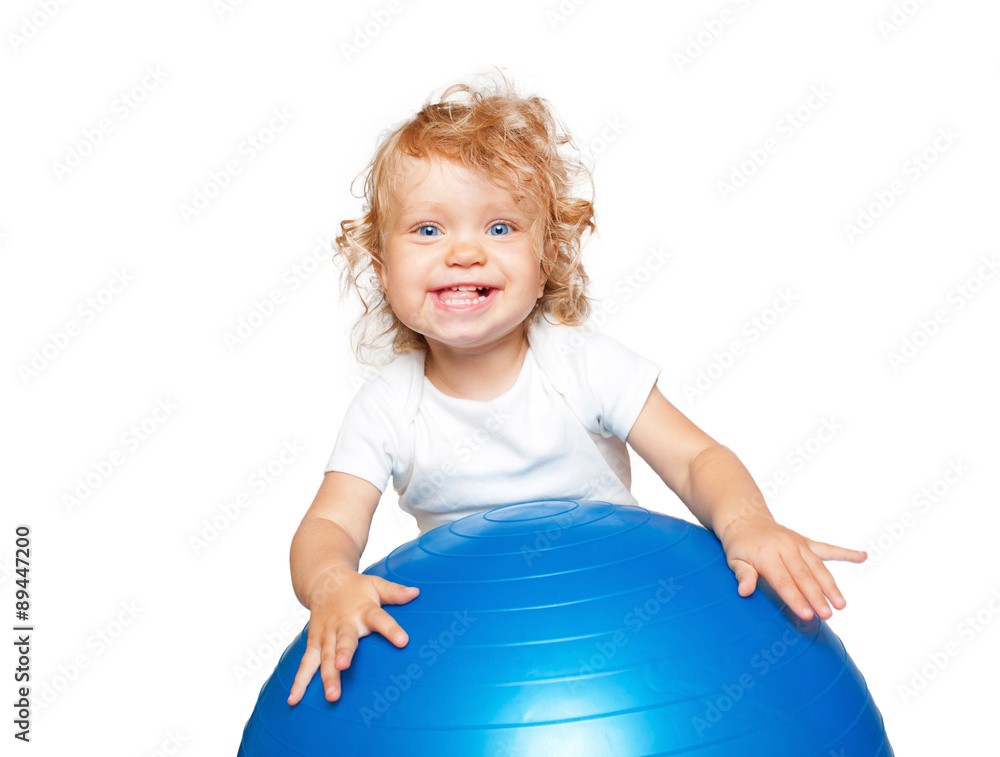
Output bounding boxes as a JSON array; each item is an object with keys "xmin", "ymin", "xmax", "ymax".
[{"xmin": 2, "ymin": 1, "xmax": 998, "ymax": 754}]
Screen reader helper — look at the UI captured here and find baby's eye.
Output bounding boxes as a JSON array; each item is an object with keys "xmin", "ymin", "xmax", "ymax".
[
  {"xmin": 488, "ymin": 222, "xmax": 511, "ymax": 237},
  {"xmin": 416, "ymin": 224, "xmax": 440, "ymax": 237}
]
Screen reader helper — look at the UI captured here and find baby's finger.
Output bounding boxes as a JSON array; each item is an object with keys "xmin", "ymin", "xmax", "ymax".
[
  {"xmin": 759, "ymin": 556, "xmax": 815, "ymax": 621},
  {"xmin": 727, "ymin": 558, "xmax": 759, "ymax": 597},
  {"xmin": 318, "ymin": 632, "xmax": 343, "ymax": 701},
  {"xmin": 334, "ymin": 623, "xmax": 360, "ymax": 671},
  {"xmin": 782, "ymin": 552, "xmax": 832, "ymax": 620},
  {"xmin": 804, "ymin": 550, "xmax": 847, "ymax": 610},
  {"xmin": 374, "ymin": 576, "xmax": 421, "ymax": 606},
  {"xmin": 806, "ymin": 539, "xmax": 868, "ymax": 564},
  {"xmin": 366, "ymin": 606, "xmax": 410, "ymax": 648},
  {"xmin": 287, "ymin": 642, "xmax": 321, "ymax": 706}
]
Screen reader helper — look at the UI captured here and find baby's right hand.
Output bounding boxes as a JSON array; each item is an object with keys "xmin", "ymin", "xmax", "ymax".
[{"xmin": 286, "ymin": 566, "xmax": 420, "ymax": 705}]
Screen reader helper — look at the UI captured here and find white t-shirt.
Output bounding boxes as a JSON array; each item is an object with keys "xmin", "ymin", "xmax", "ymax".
[{"xmin": 325, "ymin": 318, "xmax": 661, "ymax": 533}]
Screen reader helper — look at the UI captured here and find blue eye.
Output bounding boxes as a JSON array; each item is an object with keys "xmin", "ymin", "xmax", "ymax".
[
  {"xmin": 417, "ymin": 225, "xmax": 440, "ymax": 237},
  {"xmin": 489, "ymin": 223, "xmax": 511, "ymax": 236}
]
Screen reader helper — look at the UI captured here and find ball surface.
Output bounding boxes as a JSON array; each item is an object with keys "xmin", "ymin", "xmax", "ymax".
[{"xmin": 240, "ymin": 501, "xmax": 893, "ymax": 756}]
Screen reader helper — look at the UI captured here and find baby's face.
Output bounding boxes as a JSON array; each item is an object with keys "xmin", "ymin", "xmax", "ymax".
[{"xmin": 377, "ymin": 156, "xmax": 547, "ymax": 356}]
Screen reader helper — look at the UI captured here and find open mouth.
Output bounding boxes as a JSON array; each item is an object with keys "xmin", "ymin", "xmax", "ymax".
[{"xmin": 433, "ymin": 285, "xmax": 497, "ymax": 307}]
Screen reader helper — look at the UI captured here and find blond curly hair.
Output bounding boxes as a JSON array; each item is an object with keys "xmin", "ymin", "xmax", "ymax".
[{"xmin": 335, "ymin": 72, "xmax": 595, "ymax": 363}]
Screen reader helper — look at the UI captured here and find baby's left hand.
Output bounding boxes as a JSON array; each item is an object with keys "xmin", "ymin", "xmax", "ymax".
[{"xmin": 717, "ymin": 515, "xmax": 867, "ymax": 621}]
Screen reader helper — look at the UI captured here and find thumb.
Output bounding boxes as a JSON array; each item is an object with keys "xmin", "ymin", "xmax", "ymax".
[
  {"xmin": 373, "ymin": 576, "xmax": 420, "ymax": 605},
  {"xmin": 728, "ymin": 559, "xmax": 758, "ymax": 597}
]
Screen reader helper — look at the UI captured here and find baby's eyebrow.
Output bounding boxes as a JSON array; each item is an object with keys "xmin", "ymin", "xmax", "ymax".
[
  {"xmin": 388, "ymin": 200, "xmax": 441, "ymax": 222},
  {"xmin": 397, "ymin": 203, "xmax": 530, "ymax": 223},
  {"xmin": 398, "ymin": 202, "xmax": 448, "ymax": 217}
]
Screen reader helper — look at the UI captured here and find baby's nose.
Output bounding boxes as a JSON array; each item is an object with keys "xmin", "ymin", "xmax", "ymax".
[{"xmin": 445, "ymin": 236, "xmax": 487, "ymax": 266}]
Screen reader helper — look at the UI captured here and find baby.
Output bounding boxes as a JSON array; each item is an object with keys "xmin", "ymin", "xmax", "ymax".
[{"xmin": 286, "ymin": 75, "xmax": 867, "ymax": 706}]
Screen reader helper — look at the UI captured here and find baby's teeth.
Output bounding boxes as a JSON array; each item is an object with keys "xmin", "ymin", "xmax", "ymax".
[{"xmin": 441, "ymin": 295, "xmax": 487, "ymax": 305}]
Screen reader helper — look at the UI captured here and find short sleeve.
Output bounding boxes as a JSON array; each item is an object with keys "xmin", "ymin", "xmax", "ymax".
[
  {"xmin": 530, "ymin": 319, "xmax": 661, "ymax": 442},
  {"xmin": 581, "ymin": 332, "xmax": 661, "ymax": 440},
  {"xmin": 324, "ymin": 377, "xmax": 405, "ymax": 494}
]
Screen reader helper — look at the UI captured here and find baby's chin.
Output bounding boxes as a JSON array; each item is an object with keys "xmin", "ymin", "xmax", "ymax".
[{"xmin": 420, "ymin": 322, "xmax": 531, "ymax": 356}]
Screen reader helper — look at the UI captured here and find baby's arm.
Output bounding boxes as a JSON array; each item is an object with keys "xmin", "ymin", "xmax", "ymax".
[
  {"xmin": 286, "ymin": 471, "xmax": 419, "ymax": 705},
  {"xmin": 626, "ymin": 386, "xmax": 866, "ymax": 621}
]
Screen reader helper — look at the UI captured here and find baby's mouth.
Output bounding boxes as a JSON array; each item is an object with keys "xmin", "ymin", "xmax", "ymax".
[{"xmin": 433, "ymin": 285, "xmax": 495, "ymax": 306}]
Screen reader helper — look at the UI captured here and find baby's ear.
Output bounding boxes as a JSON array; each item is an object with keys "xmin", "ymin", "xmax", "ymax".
[{"xmin": 545, "ymin": 239, "xmax": 558, "ymax": 265}]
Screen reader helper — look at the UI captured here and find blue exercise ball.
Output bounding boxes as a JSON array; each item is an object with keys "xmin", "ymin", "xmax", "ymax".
[{"xmin": 239, "ymin": 500, "xmax": 893, "ymax": 756}]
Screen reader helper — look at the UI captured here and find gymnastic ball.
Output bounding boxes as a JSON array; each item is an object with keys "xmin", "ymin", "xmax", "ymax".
[{"xmin": 239, "ymin": 500, "xmax": 893, "ymax": 756}]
